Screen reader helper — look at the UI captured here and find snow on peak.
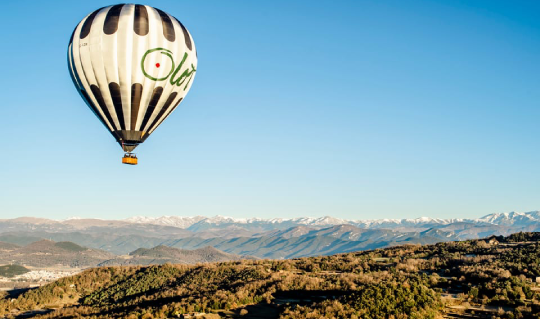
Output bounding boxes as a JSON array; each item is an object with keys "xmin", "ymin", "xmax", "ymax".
[{"xmin": 120, "ymin": 210, "xmax": 540, "ymax": 229}]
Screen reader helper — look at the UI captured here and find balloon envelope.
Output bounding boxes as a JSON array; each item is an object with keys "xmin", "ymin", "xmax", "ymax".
[{"xmin": 68, "ymin": 4, "xmax": 197, "ymax": 152}]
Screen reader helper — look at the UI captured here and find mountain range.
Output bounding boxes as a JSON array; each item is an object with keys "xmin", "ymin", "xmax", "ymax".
[
  {"xmin": 0, "ymin": 211, "xmax": 538, "ymax": 259},
  {"xmin": 126, "ymin": 211, "xmax": 540, "ymax": 230}
]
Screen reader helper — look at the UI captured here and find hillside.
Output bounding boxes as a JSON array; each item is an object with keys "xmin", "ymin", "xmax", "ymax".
[
  {"xmin": 0, "ymin": 242, "xmax": 20, "ymax": 251},
  {"xmin": 98, "ymin": 246, "xmax": 250, "ymax": 266},
  {"xmin": 0, "ymin": 265, "xmax": 29, "ymax": 278},
  {"xmin": 0, "ymin": 240, "xmax": 247, "ymax": 270},
  {"xmin": 1, "ymin": 232, "xmax": 540, "ymax": 318},
  {"xmin": 0, "ymin": 240, "xmax": 114, "ymax": 268}
]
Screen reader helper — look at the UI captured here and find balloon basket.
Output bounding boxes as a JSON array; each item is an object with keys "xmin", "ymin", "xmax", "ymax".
[{"xmin": 122, "ymin": 153, "xmax": 138, "ymax": 165}]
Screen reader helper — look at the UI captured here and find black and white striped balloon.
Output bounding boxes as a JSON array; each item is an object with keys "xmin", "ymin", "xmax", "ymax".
[{"xmin": 68, "ymin": 4, "xmax": 197, "ymax": 152}]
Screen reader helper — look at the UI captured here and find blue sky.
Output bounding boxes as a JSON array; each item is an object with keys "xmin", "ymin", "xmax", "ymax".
[{"xmin": 0, "ymin": 0, "xmax": 538, "ymax": 220}]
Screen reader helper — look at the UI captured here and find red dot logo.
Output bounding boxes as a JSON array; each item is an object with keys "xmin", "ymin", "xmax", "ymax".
[{"xmin": 155, "ymin": 63, "xmax": 160, "ymax": 68}]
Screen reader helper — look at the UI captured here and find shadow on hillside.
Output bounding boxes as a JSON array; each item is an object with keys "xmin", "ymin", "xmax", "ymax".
[
  {"xmin": 67, "ymin": 289, "xmax": 354, "ymax": 319},
  {"xmin": 219, "ymin": 290, "xmax": 354, "ymax": 319},
  {"xmin": 6, "ymin": 287, "xmax": 38, "ymax": 299},
  {"xmin": 221, "ymin": 303, "xmax": 281, "ymax": 319},
  {"xmin": 13, "ymin": 309, "xmax": 53, "ymax": 319},
  {"xmin": 273, "ymin": 289, "xmax": 351, "ymax": 303}
]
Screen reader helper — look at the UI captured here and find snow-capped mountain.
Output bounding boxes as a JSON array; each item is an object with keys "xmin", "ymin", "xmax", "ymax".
[
  {"xmin": 125, "ymin": 215, "xmax": 207, "ymax": 228},
  {"xmin": 123, "ymin": 211, "xmax": 540, "ymax": 230},
  {"xmin": 124, "ymin": 215, "xmax": 350, "ymax": 230},
  {"xmin": 477, "ymin": 211, "xmax": 540, "ymax": 226},
  {"xmin": 1, "ymin": 211, "xmax": 538, "ymax": 259},
  {"xmin": 352, "ymin": 217, "xmax": 470, "ymax": 229}
]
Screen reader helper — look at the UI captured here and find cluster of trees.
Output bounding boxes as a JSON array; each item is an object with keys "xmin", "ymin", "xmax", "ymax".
[
  {"xmin": 281, "ymin": 276, "xmax": 441, "ymax": 319},
  {"xmin": 1, "ymin": 232, "xmax": 540, "ymax": 318}
]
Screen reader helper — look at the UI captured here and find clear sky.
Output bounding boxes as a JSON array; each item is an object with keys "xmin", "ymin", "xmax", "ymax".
[{"xmin": 0, "ymin": 0, "xmax": 538, "ymax": 221}]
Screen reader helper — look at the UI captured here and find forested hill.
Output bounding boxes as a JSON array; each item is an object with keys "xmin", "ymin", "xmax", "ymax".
[{"xmin": 2, "ymin": 232, "xmax": 540, "ymax": 319}]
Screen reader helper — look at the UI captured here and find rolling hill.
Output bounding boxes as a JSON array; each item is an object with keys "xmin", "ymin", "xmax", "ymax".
[
  {"xmin": 1, "ymin": 232, "xmax": 540, "ymax": 318},
  {"xmin": 0, "ymin": 240, "xmax": 250, "ymax": 269},
  {"xmin": 98, "ymin": 245, "xmax": 250, "ymax": 266},
  {"xmin": 0, "ymin": 240, "xmax": 114, "ymax": 268}
]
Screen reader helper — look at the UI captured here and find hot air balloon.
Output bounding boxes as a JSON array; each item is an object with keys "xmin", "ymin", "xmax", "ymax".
[{"xmin": 67, "ymin": 4, "xmax": 197, "ymax": 165}]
